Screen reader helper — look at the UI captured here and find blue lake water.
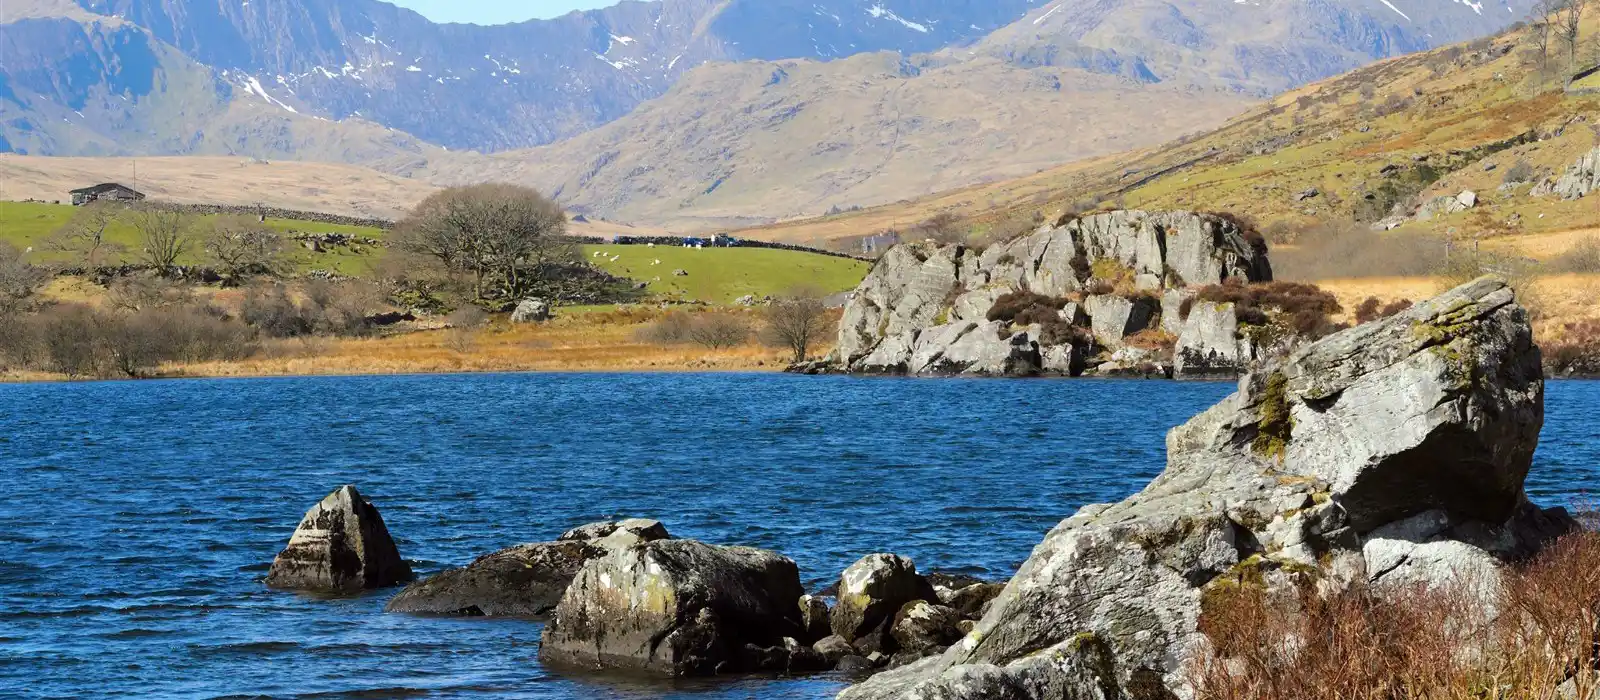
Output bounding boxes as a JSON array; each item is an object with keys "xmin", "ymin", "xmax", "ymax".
[{"xmin": 3, "ymin": 374, "xmax": 1596, "ymax": 699}]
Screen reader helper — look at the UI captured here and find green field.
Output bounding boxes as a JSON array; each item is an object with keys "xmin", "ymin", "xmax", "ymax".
[
  {"xmin": 1, "ymin": 201, "xmax": 870, "ymax": 304},
  {"xmin": 0, "ymin": 200, "xmax": 386, "ymax": 273},
  {"xmin": 582, "ymin": 244, "xmax": 868, "ymax": 304}
]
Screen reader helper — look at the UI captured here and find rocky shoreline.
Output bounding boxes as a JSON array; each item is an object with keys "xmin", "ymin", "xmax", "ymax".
[{"xmin": 265, "ymin": 276, "xmax": 1578, "ymax": 698}]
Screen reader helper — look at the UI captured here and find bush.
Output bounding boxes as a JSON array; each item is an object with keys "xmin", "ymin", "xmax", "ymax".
[
  {"xmin": 1191, "ymin": 529, "xmax": 1600, "ymax": 699},
  {"xmin": 1544, "ymin": 319, "xmax": 1600, "ymax": 376},
  {"xmin": 1354, "ymin": 297, "xmax": 1414, "ymax": 324},
  {"xmin": 106, "ymin": 276, "xmax": 192, "ymax": 312},
  {"xmin": 635, "ymin": 311, "xmax": 695, "ymax": 344},
  {"xmin": 0, "ymin": 242, "xmax": 47, "ymax": 316},
  {"xmin": 242, "ymin": 284, "xmax": 316, "ymax": 338},
  {"xmin": 15, "ymin": 303, "xmax": 254, "ymax": 378},
  {"xmin": 1272, "ymin": 222, "xmax": 1448, "ymax": 280},
  {"xmin": 987, "ymin": 291, "xmax": 1070, "ymax": 323},
  {"xmin": 1549, "ymin": 235, "xmax": 1600, "ymax": 274},
  {"xmin": 443, "ymin": 305, "xmax": 490, "ymax": 353},
  {"xmin": 242, "ymin": 281, "xmax": 381, "ymax": 338},
  {"xmin": 1195, "ymin": 280, "xmax": 1345, "ymax": 339},
  {"xmin": 1503, "ymin": 159, "xmax": 1537, "ymax": 185},
  {"xmin": 687, "ymin": 314, "xmax": 751, "ymax": 350}
]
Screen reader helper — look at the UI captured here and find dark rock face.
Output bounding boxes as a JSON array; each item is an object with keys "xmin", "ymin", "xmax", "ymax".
[
  {"xmin": 539, "ymin": 539, "xmax": 808, "ymax": 676},
  {"xmin": 386, "ymin": 518, "xmax": 670, "ymax": 617},
  {"xmin": 891, "ymin": 601, "xmax": 963, "ymax": 653},
  {"xmin": 265, "ymin": 485, "xmax": 412, "ymax": 592},
  {"xmin": 840, "ymin": 277, "xmax": 1570, "ymax": 699}
]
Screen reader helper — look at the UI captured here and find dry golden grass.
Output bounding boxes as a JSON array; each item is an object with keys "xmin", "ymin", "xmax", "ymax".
[{"xmin": 153, "ymin": 309, "xmax": 821, "ymax": 379}]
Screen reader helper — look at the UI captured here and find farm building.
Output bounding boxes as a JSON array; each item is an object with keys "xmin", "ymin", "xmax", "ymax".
[{"xmin": 70, "ymin": 183, "xmax": 146, "ymax": 206}]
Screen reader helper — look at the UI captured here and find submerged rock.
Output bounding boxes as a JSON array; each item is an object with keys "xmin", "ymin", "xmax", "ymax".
[
  {"xmin": 387, "ymin": 519, "xmax": 670, "ymax": 617},
  {"xmin": 540, "ymin": 539, "xmax": 808, "ymax": 676},
  {"xmin": 840, "ymin": 277, "xmax": 1569, "ymax": 700},
  {"xmin": 265, "ymin": 485, "xmax": 412, "ymax": 592}
]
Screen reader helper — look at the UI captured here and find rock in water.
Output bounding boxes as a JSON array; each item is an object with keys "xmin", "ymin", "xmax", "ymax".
[
  {"xmin": 386, "ymin": 519, "xmax": 671, "ymax": 617},
  {"xmin": 265, "ymin": 485, "xmax": 412, "ymax": 592},
  {"xmin": 539, "ymin": 539, "xmax": 808, "ymax": 676},
  {"xmin": 832, "ymin": 554, "xmax": 939, "ymax": 652},
  {"xmin": 385, "ymin": 540, "xmax": 597, "ymax": 617},
  {"xmin": 840, "ymin": 277, "xmax": 1569, "ymax": 700}
]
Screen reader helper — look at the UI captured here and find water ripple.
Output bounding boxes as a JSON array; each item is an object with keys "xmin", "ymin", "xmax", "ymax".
[{"xmin": 1, "ymin": 374, "xmax": 1594, "ymax": 698}]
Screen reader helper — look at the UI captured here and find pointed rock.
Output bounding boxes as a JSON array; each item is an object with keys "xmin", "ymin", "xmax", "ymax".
[{"xmin": 266, "ymin": 485, "xmax": 412, "ymax": 592}]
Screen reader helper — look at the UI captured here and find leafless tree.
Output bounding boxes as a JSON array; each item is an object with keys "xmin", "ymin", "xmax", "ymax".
[
  {"xmin": 687, "ymin": 314, "xmax": 751, "ymax": 350},
  {"xmin": 0, "ymin": 242, "xmax": 46, "ymax": 317},
  {"xmin": 1559, "ymin": 0, "xmax": 1590, "ymax": 82},
  {"xmin": 205, "ymin": 216, "xmax": 286, "ymax": 283},
  {"xmin": 762, "ymin": 289, "xmax": 831, "ymax": 363},
  {"xmin": 46, "ymin": 201, "xmax": 125, "ymax": 267},
  {"xmin": 909, "ymin": 212, "xmax": 968, "ymax": 245},
  {"xmin": 393, "ymin": 184, "xmax": 577, "ymax": 300},
  {"xmin": 128, "ymin": 206, "xmax": 195, "ymax": 274},
  {"xmin": 1528, "ymin": 0, "xmax": 1563, "ymax": 79}
]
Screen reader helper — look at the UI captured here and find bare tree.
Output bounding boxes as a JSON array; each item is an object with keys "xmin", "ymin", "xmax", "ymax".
[
  {"xmin": 1559, "ymin": 0, "xmax": 1590, "ymax": 82},
  {"xmin": 762, "ymin": 289, "xmax": 831, "ymax": 363},
  {"xmin": 1528, "ymin": 0, "xmax": 1563, "ymax": 80},
  {"xmin": 205, "ymin": 216, "xmax": 286, "ymax": 283},
  {"xmin": 128, "ymin": 206, "xmax": 195, "ymax": 274},
  {"xmin": 687, "ymin": 314, "xmax": 751, "ymax": 350},
  {"xmin": 0, "ymin": 242, "xmax": 46, "ymax": 317},
  {"xmin": 393, "ymin": 184, "xmax": 577, "ymax": 300},
  {"xmin": 46, "ymin": 201, "xmax": 125, "ymax": 267}
]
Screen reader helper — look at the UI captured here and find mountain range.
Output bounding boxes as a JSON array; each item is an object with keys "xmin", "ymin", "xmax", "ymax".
[{"xmin": 0, "ymin": 0, "xmax": 1541, "ymax": 227}]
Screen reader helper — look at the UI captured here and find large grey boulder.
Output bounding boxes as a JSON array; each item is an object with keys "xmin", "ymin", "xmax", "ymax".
[
  {"xmin": 833, "ymin": 554, "xmax": 939, "ymax": 652},
  {"xmin": 540, "ymin": 539, "xmax": 808, "ymax": 676},
  {"xmin": 1174, "ymin": 300, "xmax": 1245, "ymax": 377},
  {"xmin": 823, "ymin": 210, "xmax": 1271, "ymax": 375},
  {"xmin": 510, "ymin": 298, "xmax": 551, "ymax": 323},
  {"xmin": 265, "ymin": 485, "xmax": 413, "ymax": 592},
  {"xmin": 385, "ymin": 519, "xmax": 671, "ymax": 617},
  {"xmin": 1084, "ymin": 294, "xmax": 1157, "ymax": 350},
  {"xmin": 840, "ymin": 277, "xmax": 1567, "ymax": 699}
]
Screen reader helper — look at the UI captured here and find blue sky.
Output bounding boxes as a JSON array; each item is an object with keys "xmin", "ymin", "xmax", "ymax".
[{"xmin": 389, "ymin": 0, "xmax": 621, "ymax": 24}]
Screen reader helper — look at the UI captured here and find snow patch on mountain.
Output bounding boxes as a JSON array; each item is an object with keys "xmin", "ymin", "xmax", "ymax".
[{"xmin": 866, "ymin": 4, "xmax": 929, "ymax": 33}]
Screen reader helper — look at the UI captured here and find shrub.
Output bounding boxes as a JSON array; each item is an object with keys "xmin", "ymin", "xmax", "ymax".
[
  {"xmin": 106, "ymin": 276, "xmax": 192, "ymax": 312},
  {"xmin": 908, "ymin": 212, "xmax": 968, "ymax": 245},
  {"xmin": 1503, "ymin": 158, "xmax": 1537, "ymax": 185},
  {"xmin": 1272, "ymin": 222, "xmax": 1448, "ymax": 280},
  {"xmin": 0, "ymin": 242, "xmax": 47, "ymax": 316},
  {"xmin": 1195, "ymin": 280, "xmax": 1344, "ymax": 339},
  {"xmin": 1354, "ymin": 297, "xmax": 1414, "ymax": 324},
  {"xmin": 635, "ymin": 311, "xmax": 695, "ymax": 344},
  {"xmin": 444, "ymin": 305, "xmax": 489, "ymax": 353},
  {"xmin": 34, "ymin": 305, "xmax": 102, "ymax": 377},
  {"xmin": 1549, "ymin": 234, "xmax": 1600, "ymax": 274},
  {"xmin": 15, "ymin": 303, "xmax": 253, "ymax": 377},
  {"xmin": 987, "ymin": 292, "xmax": 1068, "ymax": 323},
  {"xmin": 1191, "ymin": 529, "xmax": 1600, "ymax": 699},
  {"xmin": 1544, "ymin": 319, "xmax": 1600, "ymax": 376},
  {"xmin": 242, "ymin": 284, "xmax": 316, "ymax": 338},
  {"xmin": 686, "ymin": 314, "xmax": 751, "ymax": 350}
]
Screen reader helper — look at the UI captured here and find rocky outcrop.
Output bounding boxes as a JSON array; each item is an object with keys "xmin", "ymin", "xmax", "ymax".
[
  {"xmin": 265, "ymin": 485, "xmax": 413, "ymax": 592},
  {"xmin": 1414, "ymin": 190, "xmax": 1478, "ymax": 220},
  {"xmin": 821, "ymin": 210, "xmax": 1271, "ymax": 377},
  {"xmin": 539, "ymin": 539, "xmax": 811, "ymax": 676},
  {"xmin": 839, "ymin": 277, "xmax": 1571, "ymax": 700},
  {"xmin": 1174, "ymin": 300, "xmax": 1245, "ymax": 377},
  {"xmin": 385, "ymin": 519, "xmax": 671, "ymax": 617},
  {"xmin": 1532, "ymin": 146, "xmax": 1600, "ymax": 200}
]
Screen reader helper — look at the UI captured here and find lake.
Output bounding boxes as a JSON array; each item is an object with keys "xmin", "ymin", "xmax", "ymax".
[{"xmin": 3, "ymin": 374, "xmax": 1596, "ymax": 699}]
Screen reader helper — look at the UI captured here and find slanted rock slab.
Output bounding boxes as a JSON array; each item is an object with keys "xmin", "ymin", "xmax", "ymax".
[
  {"xmin": 387, "ymin": 518, "xmax": 671, "ymax": 617},
  {"xmin": 265, "ymin": 485, "xmax": 412, "ymax": 592}
]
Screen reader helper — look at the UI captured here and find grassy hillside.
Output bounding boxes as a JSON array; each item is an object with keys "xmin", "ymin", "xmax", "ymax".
[
  {"xmin": 1, "ymin": 201, "xmax": 869, "ymax": 304},
  {"xmin": 582, "ymin": 244, "xmax": 868, "ymax": 304},
  {"xmin": 745, "ymin": 19, "xmax": 1600, "ymax": 248}
]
